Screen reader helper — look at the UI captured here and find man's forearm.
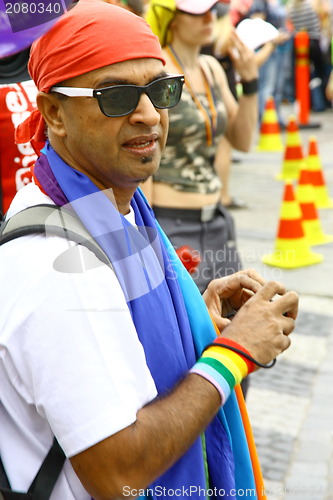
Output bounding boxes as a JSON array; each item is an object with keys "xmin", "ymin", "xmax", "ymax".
[{"xmin": 70, "ymin": 373, "xmax": 221, "ymax": 500}]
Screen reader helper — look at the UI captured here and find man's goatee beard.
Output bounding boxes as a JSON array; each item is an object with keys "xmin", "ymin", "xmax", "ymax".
[{"xmin": 141, "ymin": 156, "xmax": 153, "ymax": 164}]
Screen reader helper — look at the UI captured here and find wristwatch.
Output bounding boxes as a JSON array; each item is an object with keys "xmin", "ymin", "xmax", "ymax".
[{"xmin": 241, "ymin": 78, "xmax": 259, "ymax": 95}]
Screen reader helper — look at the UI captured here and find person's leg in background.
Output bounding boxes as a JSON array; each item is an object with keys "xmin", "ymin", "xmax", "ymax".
[
  {"xmin": 309, "ymin": 37, "xmax": 329, "ymax": 111},
  {"xmin": 282, "ymin": 36, "xmax": 296, "ymax": 103},
  {"xmin": 273, "ymin": 43, "xmax": 291, "ymax": 127},
  {"xmin": 258, "ymin": 52, "xmax": 278, "ymax": 123}
]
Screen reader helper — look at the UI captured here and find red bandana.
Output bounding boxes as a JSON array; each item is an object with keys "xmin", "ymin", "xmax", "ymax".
[{"xmin": 15, "ymin": 0, "xmax": 165, "ymax": 154}]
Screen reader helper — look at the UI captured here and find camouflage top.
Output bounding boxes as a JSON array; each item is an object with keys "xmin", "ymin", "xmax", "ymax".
[{"xmin": 154, "ymin": 81, "xmax": 228, "ymax": 194}]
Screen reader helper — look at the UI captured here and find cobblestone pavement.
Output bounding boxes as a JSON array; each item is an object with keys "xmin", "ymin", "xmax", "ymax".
[
  {"xmin": 229, "ymin": 106, "xmax": 333, "ymax": 499},
  {"xmin": 247, "ymin": 297, "xmax": 333, "ymax": 500}
]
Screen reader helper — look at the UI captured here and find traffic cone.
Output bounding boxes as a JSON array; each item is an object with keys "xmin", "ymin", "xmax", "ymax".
[
  {"xmin": 275, "ymin": 116, "xmax": 304, "ymax": 181},
  {"xmin": 257, "ymin": 96, "xmax": 283, "ymax": 152},
  {"xmin": 305, "ymin": 136, "xmax": 333, "ymax": 208},
  {"xmin": 262, "ymin": 180, "xmax": 323, "ymax": 268},
  {"xmin": 296, "ymin": 164, "xmax": 333, "ymax": 245}
]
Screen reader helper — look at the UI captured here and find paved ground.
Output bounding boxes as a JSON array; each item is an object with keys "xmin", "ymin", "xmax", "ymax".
[{"xmin": 229, "ymin": 104, "xmax": 333, "ymax": 499}]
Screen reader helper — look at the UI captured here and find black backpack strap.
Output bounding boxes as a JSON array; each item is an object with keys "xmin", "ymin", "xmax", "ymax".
[
  {"xmin": 0, "ymin": 439, "xmax": 65, "ymax": 500},
  {"xmin": 27, "ymin": 439, "xmax": 65, "ymax": 500},
  {"xmin": 0, "ymin": 456, "xmax": 11, "ymax": 490},
  {"xmin": 0, "ymin": 204, "xmax": 112, "ymax": 268}
]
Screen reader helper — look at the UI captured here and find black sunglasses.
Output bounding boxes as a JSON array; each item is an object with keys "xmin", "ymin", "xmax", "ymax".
[{"xmin": 51, "ymin": 74, "xmax": 185, "ymax": 117}]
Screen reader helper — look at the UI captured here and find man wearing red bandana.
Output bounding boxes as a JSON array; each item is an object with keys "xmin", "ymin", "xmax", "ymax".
[{"xmin": 0, "ymin": 1, "xmax": 298, "ymax": 499}]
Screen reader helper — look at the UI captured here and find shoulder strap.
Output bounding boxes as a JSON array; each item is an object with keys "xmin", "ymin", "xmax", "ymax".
[
  {"xmin": 0, "ymin": 204, "xmax": 112, "ymax": 268},
  {"xmin": 28, "ymin": 439, "xmax": 65, "ymax": 500},
  {"xmin": 0, "ymin": 457, "xmax": 11, "ymax": 490},
  {"xmin": 0, "ymin": 439, "xmax": 65, "ymax": 500}
]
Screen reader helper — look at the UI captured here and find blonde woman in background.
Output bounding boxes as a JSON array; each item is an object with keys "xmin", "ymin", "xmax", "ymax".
[
  {"xmin": 144, "ymin": 0, "xmax": 258, "ymax": 295},
  {"xmin": 204, "ymin": 5, "xmax": 289, "ymax": 207}
]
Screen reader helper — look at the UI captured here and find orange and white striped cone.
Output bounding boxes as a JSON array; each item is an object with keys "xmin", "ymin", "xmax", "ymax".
[
  {"xmin": 262, "ymin": 180, "xmax": 323, "ymax": 268},
  {"xmin": 256, "ymin": 96, "xmax": 283, "ymax": 152},
  {"xmin": 275, "ymin": 116, "xmax": 304, "ymax": 181},
  {"xmin": 296, "ymin": 164, "xmax": 333, "ymax": 245},
  {"xmin": 305, "ymin": 136, "xmax": 333, "ymax": 209}
]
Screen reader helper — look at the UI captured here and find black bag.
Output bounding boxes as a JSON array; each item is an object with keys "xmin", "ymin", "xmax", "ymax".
[{"xmin": 0, "ymin": 204, "xmax": 112, "ymax": 499}]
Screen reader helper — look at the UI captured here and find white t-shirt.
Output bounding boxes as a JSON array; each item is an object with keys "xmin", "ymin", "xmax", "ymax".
[{"xmin": 0, "ymin": 183, "xmax": 157, "ymax": 498}]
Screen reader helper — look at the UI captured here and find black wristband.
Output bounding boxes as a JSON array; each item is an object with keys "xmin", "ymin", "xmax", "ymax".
[{"xmin": 241, "ymin": 78, "xmax": 259, "ymax": 95}]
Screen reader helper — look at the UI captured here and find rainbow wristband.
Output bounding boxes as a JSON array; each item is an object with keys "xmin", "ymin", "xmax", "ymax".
[
  {"xmin": 190, "ymin": 339, "xmax": 251, "ymax": 405},
  {"xmin": 214, "ymin": 337, "xmax": 256, "ymax": 374}
]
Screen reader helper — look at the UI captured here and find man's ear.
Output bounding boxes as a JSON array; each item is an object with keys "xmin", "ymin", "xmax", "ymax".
[{"xmin": 36, "ymin": 92, "xmax": 67, "ymax": 137}]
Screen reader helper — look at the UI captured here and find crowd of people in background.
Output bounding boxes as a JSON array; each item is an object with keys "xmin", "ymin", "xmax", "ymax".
[{"xmin": 2, "ymin": 0, "xmax": 333, "ymax": 218}]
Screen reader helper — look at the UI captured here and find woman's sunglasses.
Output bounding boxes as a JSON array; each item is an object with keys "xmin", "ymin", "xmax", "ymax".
[{"xmin": 51, "ymin": 74, "xmax": 185, "ymax": 118}]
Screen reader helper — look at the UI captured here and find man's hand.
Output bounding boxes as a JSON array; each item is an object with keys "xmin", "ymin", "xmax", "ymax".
[
  {"xmin": 224, "ymin": 281, "xmax": 298, "ymax": 366},
  {"xmin": 203, "ymin": 269, "xmax": 266, "ymax": 330},
  {"xmin": 204, "ymin": 272, "xmax": 299, "ymax": 367}
]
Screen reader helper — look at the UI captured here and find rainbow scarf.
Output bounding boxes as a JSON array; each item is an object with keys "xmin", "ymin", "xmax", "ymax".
[{"xmin": 33, "ymin": 142, "xmax": 265, "ymax": 500}]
